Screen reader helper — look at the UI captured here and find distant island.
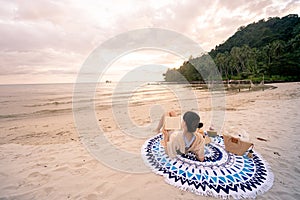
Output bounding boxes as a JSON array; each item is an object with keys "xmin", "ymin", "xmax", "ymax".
[{"xmin": 164, "ymin": 14, "xmax": 300, "ymax": 83}]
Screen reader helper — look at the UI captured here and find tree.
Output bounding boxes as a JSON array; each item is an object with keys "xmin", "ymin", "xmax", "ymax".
[
  {"xmin": 164, "ymin": 14, "xmax": 300, "ymax": 82},
  {"xmin": 164, "ymin": 68, "xmax": 185, "ymax": 82}
]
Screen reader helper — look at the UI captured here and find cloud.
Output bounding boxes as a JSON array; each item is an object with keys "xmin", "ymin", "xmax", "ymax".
[
  {"xmin": 0, "ymin": 0, "xmax": 299, "ymax": 84},
  {"xmin": 0, "ymin": 49, "xmax": 83, "ymax": 76}
]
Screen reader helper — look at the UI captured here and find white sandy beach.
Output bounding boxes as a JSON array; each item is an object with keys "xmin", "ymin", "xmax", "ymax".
[{"xmin": 0, "ymin": 82, "xmax": 300, "ymax": 200}]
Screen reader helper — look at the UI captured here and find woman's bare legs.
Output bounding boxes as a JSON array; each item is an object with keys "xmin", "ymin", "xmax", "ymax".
[{"xmin": 155, "ymin": 111, "xmax": 177, "ymax": 149}]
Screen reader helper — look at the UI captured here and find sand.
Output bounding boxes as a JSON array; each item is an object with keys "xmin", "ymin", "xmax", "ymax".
[{"xmin": 0, "ymin": 82, "xmax": 300, "ymax": 199}]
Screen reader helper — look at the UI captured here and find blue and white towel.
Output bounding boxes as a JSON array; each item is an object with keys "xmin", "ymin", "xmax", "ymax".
[{"xmin": 141, "ymin": 134, "xmax": 274, "ymax": 199}]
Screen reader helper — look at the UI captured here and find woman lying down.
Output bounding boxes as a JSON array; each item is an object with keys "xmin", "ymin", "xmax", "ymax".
[{"xmin": 155, "ymin": 111, "xmax": 208, "ymax": 162}]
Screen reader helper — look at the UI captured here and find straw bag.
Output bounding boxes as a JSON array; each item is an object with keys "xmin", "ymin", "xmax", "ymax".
[{"xmin": 223, "ymin": 134, "xmax": 253, "ymax": 156}]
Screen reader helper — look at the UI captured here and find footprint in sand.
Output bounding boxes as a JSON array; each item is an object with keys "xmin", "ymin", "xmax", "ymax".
[
  {"xmin": 25, "ymin": 172, "xmax": 50, "ymax": 186},
  {"xmin": 53, "ymin": 166, "xmax": 69, "ymax": 172},
  {"xmin": 3, "ymin": 185, "xmax": 19, "ymax": 191},
  {"xmin": 71, "ymin": 168, "xmax": 90, "ymax": 175},
  {"xmin": 84, "ymin": 194, "xmax": 98, "ymax": 200}
]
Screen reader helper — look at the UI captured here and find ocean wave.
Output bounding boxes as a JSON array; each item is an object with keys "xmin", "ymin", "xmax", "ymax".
[
  {"xmin": 24, "ymin": 100, "xmax": 74, "ymax": 107},
  {"xmin": 0, "ymin": 108, "xmax": 73, "ymax": 120}
]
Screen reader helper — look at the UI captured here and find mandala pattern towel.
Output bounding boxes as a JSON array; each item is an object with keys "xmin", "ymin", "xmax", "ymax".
[{"xmin": 141, "ymin": 134, "xmax": 274, "ymax": 199}]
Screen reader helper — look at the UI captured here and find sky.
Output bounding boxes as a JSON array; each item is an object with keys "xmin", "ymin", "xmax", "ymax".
[{"xmin": 0, "ymin": 0, "xmax": 299, "ymax": 84}]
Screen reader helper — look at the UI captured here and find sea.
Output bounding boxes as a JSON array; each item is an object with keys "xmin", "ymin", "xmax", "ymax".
[{"xmin": 0, "ymin": 82, "xmax": 203, "ymax": 121}]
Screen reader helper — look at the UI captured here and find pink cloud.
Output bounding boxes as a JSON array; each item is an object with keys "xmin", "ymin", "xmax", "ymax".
[{"xmin": 0, "ymin": 0, "xmax": 299, "ymax": 84}]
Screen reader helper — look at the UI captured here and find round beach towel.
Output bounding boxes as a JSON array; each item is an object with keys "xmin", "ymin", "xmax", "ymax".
[{"xmin": 141, "ymin": 134, "xmax": 274, "ymax": 199}]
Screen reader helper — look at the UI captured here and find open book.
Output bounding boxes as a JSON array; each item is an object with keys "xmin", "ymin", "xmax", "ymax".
[{"xmin": 164, "ymin": 116, "xmax": 181, "ymax": 130}]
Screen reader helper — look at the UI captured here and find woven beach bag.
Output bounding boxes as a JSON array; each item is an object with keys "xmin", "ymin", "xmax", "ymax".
[{"xmin": 223, "ymin": 134, "xmax": 253, "ymax": 156}]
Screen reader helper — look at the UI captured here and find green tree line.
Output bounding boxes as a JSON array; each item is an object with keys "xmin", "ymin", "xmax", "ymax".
[{"xmin": 164, "ymin": 14, "xmax": 300, "ymax": 83}]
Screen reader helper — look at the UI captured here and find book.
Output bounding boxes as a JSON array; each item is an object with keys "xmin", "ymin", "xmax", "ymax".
[{"xmin": 164, "ymin": 116, "xmax": 181, "ymax": 130}]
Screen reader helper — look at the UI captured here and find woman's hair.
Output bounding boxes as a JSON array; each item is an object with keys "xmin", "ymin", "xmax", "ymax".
[{"xmin": 183, "ymin": 111, "xmax": 200, "ymax": 133}]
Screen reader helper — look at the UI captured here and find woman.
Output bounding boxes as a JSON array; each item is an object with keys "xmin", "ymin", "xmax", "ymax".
[{"xmin": 155, "ymin": 111, "xmax": 206, "ymax": 161}]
